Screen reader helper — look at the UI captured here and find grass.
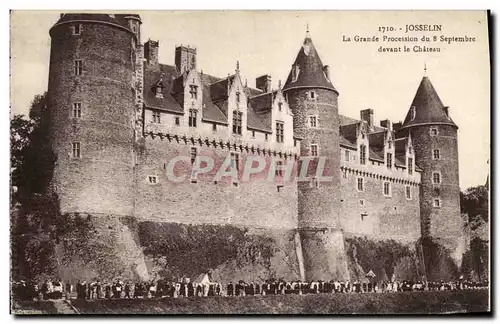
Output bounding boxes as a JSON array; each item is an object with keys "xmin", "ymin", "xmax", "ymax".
[
  {"xmin": 11, "ymin": 300, "xmax": 58, "ymax": 315},
  {"xmin": 61, "ymin": 290, "xmax": 490, "ymax": 315}
]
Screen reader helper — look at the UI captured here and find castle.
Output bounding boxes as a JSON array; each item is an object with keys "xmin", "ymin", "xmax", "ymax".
[{"xmin": 47, "ymin": 13, "xmax": 463, "ymax": 282}]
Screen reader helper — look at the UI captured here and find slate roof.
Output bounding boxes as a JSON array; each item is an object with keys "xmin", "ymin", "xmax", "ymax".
[
  {"xmin": 52, "ymin": 13, "xmax": 140, "ymax": 33},
  {"xmin": 402, "ymin": 76, "xmax": 457, "ymax": 129},
  {"xmin": 283, "ymin": 35, "xmax": 337, "ymax": 92},
  {"xmin": 143, "ymin": 64, "xmax": 274, "ymax": 129}
]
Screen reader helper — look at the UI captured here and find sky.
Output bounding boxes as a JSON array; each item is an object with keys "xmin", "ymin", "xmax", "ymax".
[{"xmin": 10, "ymin": 10, "xmax": 490, "ymax": 189}]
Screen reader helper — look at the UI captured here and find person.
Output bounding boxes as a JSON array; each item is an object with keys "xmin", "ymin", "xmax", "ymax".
[
  {"xmin": 105, "ymin": 283, "xmax": 111, "ymax": 299},
  {"xmin": 124, "ymin": 282, "xmax": 131, "ymax": 299},
  {"xmin": 65, "ymin": 281, "xmax": 72, "ymax": 299},
  {"xmin": 187, "ymin": 280, "xmax": 194, "ymax": 297},
  {"xmin": 216, "ymin": 283, "xmax": 221, "ymax": 296},
  {"xmin": 149, "ymin": 281, "xmax": 156, "ymax": 298},
  {"xmin": 96, "ymin": 280, "xmax": 102, "ymax": 299},
  {"xmin": 53, "ymin": 279, "xmax": 63, "ymax": 299}
]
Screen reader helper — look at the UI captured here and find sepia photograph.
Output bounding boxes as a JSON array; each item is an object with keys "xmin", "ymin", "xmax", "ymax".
[{"xmin": 9, "ymin": 10, "xmax": 490, "ymax": 315}]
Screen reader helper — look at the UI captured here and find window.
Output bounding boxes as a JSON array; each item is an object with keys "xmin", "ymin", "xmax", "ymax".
[
  {"xmin": 430, "ymin": 127, "xmax": 439, "ymax": 136},
  {"xmin": 342, "ymin": 169, "xmax": 348, "ymax": 179},
  {"xmin": 433, "ymin": 198, "xmax": 441, "ymax": 208},
  {"xmin": 230, "ymin": 152, "xmax": 240, "ymax": 172},
  {"xmin": 148, "ymin": 175, "xmax": 158, "ymax": 185},
  {"xmin": 265, "ymin": 134, "xmax": 268, "ymax": 141},
  {"xmin": 190, "ymin": 147, "xmax": 197, "ymax": 165},
  {"xmin": 278, "ymin": 102, "xmax": 283, "ymax": 112},
  {"xmin": 152, "ymin": 111, "xmax": 161, "ymax": 123},
  {"xmin": 433, "ymin": 149, "xmax": 440, "ymax": 160},
  {"xmin": 189, "ymin": 109, "xmax": 197, "ymax": 127},
  {"xmin": 72, "ymin": 142, "xmax": 81, "ymax": 158},
  {"xmin": 72, "ymin": 103, "xmax": 82, "ymax": 118},
  {"xmin": 155, "ymin": 86, "xmax": 163, "ymax": 98},
  {"xmin": 174, "ymin": 116, "xmax": 180, "ymax": 126},
  {"xmin": 276, "ymin": 122, "xmax": 284, "ymax": 143},
  {"xmin": 232, "ymin": 111, "xmax": 242, "ymax": 134},
  {"xmin": 189, "ymin": 85, "xmax": 198, "ymax": 100},
  {"xmin": 408, "ymin": 157, "xmax": 413, "ymax": 175},
  {"xmin": 410, "ymin": 106, "xmax": 416, "ymax": 121},
  {"xmin": 291, "ymin": 65, "xmax": 299, "ymax": 82},
  {"xmin": 310, "ymin": 144, "xmax": 318, "ymax": 157},
  {"xmin": 309, "ymin": 116, "xmax": 317, "ymax": 128},
  {"xmin": 357, "ymin": 177, "xmax": 364, "ymax": 191},
  {"xmin": 251, "ymin": 130, "xmax": 255, "ymax": 138},
  {"xmin": 294, "ymin": 139, "xmax": 297, "ymax": 147},
  {"xmin": 345, "ymin": 150, "xmax": 350, "ymax": 162},
  {"xmin": 359, "ymin": 199, "xmax": 365, "ymax": 206},
  {"xmin": 275, "ymin": 160, "xmax": 284, "ymax": 177},
  {"xmin": 309, "ymin": 91, "xmax": 316, "ymax": 100},
  {"xmin": 212, "ymin": 123, "xmax": 217, "ymax": 132},
  {"xmin": 236, "ymin": 92, "xmax": 241, "ymax": 105},
  {"xmin": 388, "ymin": 141, "xmax": 392, "ymax": 149},
  {"xmin": 74, "ymin": 60, "xmax": 82, "ymax": 76},
  {"xmin": 360, "ymin": 144, "xmax": 367, "ymax": 165},
  {"xmin": 406, "ymin": 185, "xmax": 412, "ymax": 200},
  {"xmin": 386, "ymin": 153, "xmax": 393, "ymax": 169},
  {"xmin": 71, "ymin": 24, "xmax": 82, "ymax": 35},
  {"xmin": 383, "ymin": 182, "xmax": 391, "ymax": 197},
  {"xmin": 432, "ymin": 172, "xmax": 441, "ymax": 184}
]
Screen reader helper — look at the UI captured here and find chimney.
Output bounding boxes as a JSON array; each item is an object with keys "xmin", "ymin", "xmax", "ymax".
[
  {"xmin": 175, "ymin": 45, "xmax": 197, "ymax": 74},
  {"xmin": 360, "ymin": 109, "xmax": 374, "ymax": 132},
  {"xmin": 144, "ymin": 40, "xmax": 159, "ymax": 65},
  {"xmin": 443, "ymin": 106, "xmax": 449, "ymax": 117},
  {"xmin": 256, "ymin": 75, "xmax": 272, "ymax": 93},
  {"xmin": 393, "ymin": 122, "xmax": 402, "ymax": 133},
  {"xmin": 323, "ymin": 65, "xmax": 330, "ymax": 80},
  {"xmin": 380, "ymin": 119, "xmax": 392, "ymax": 130}
]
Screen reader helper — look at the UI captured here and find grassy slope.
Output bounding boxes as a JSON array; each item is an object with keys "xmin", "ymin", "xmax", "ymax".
[{"xmin": 67, "ymin": 290, "xmax": 489, "ymax": 315}]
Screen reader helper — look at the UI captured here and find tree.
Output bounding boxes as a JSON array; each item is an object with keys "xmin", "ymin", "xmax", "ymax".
[{"xmin": 460, "ymin": 185, "xmax": 489, "ymax": 223}]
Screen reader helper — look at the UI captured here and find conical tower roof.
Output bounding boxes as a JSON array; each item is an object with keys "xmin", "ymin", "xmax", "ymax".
[
  {"xmin": 283, "ymin": 32, "xmax": 337, "ymax": 93},
  {"xmin": 401, "ymin": 76, "xmax": 457, "ymax": 129}
]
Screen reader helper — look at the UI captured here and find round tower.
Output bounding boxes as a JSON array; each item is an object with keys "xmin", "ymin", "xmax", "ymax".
[
  {"xmin": 283, "ymin": 31, "xmax": 349, "ymax": 281},
  {"xmin": 48, "ymin": 14, "xmax": 141, "ymax": 216},
  {"xmin": 398, "ymin": 74, "xmax": 462, "ymax": 280}
]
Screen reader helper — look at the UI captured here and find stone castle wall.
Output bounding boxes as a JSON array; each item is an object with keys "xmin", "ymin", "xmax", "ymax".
[
  {"xmin": 48, "ymin": 22, "xmax": 137, "ymax": 217},
  {"xmin": 134, "ymin": 135, "xmax": 299, "ymax": 229}
]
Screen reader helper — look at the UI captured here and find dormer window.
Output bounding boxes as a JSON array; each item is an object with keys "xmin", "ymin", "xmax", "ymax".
[
  {"xmin": 388, "ymin": 140, "xmax": 392, "ymax": 149},
  {"xmin": 308, "ymin": 91, "xmax": 316, "ymax": 100},
  {"xmin": 155, "ymin": 86, "xmax": 163, "ymax": 98},
  {"xmin": 386, "ymin": 152, "xmax": 393, "ymax": 169},
  {"xmin": 278, "ymin": 102, "xmax": 283, "ymax": 112},
  {"xmin": 71, "ymin": 24, "xmax": 82, "ymax": 35},
  {"xmin": 291, "ymin": 65, "xmax": 300, "ymax": 82},
  {"xmin": 359, "ymin": 144, "xmax": 367, "ymax": 165},
  {"xmin": 410, "ymin": 106, "xmax": 416, "ymax": 120},
  {"xmin": 189, "ymin": 85, "xmax": 198, "ymax": 100},
  {"xmin": 236, "ymin": 92, "xmax": 241, "ymax": 105},
  {"xmin": 430, "ymin": 127, "xmax": 439, "ymax": 136}
]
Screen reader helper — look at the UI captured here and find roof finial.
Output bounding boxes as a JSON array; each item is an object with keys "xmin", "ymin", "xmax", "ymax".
[
  {"xmin": 424, "ymin": 62, "xmax": 427, "ymax": 76},
  {"xmin": 306, "ymin": 23, "xmax": 310, "ymax": 38},
  {"xmin": 278, "ymin": 79, "xmax": 282, "ymax": 89},
  {"xmin": 245, "ymin": 78, "xmax": 248, "ymax": 87},
  {"xmin": 236, "ymin": 60, "xmax": 240, "ymax": 73}
]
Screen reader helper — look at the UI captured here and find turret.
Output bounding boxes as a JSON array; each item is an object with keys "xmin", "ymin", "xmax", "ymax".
[
  {"xmin": 284, "ymin": 29, "xmax": 348, "ymax": 281},
  {"xmin": 397, "ymin": 71, "xmax": 461, "ymax": 281},
  {"xmin": 48, "ymin": 13, "xmax": 139, "ymax": 216}
]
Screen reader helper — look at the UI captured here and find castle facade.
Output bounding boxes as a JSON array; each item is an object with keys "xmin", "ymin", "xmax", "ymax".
[{"xmin": 47, "ymin": 13, "xmax": 462, "ymax": 282}]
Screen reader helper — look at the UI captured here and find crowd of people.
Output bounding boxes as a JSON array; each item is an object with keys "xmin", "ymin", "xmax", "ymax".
[{"xmin": 12, "ymin": 277, "xmax": 489, "ymax": 301}]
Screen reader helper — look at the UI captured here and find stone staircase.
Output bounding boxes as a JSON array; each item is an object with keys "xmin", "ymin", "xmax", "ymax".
[{"xmin": 51, "ymin": 299, "xmax": 79, "ymax": 314}]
